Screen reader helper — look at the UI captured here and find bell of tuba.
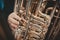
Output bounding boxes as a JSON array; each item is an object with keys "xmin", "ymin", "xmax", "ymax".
[{"xmin": 13, "ymin": 0, "xmax": 58, "ymax": 40}]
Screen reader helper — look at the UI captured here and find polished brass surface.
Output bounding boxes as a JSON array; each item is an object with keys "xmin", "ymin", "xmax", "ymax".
[{"xmin": 13, "ymin": 0, "xmax": 60, "ymax": 40}]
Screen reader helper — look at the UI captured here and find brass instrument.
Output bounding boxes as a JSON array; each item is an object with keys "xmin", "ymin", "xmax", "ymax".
[{"xmin": 13, "ymin": 0, "xmax": 59, "ymax": 40}]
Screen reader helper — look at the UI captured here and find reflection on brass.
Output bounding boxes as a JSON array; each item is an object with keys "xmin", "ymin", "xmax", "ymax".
[{"xmin": 13, "ymin": 0, "xmax": 60, "ymax": 40}]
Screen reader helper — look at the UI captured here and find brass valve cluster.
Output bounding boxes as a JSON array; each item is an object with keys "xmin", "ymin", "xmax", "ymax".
[{"xmin": 13, "ymin": 0, "xmax": 58, "ymax": 40}]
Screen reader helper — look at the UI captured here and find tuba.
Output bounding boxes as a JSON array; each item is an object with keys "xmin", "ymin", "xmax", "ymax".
[{"xmin": 13, "ymin": 0, "xmax": 60, "ymax": 40}]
